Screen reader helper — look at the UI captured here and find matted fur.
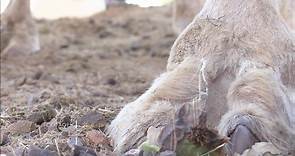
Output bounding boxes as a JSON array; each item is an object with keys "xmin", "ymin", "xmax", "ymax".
[{"xmin": 109, "ymin": 0, "xmax": 295, "ymax": 154}]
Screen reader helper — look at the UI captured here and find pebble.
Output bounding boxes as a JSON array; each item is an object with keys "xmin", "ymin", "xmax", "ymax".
[
  {"xmin": 105, "ymin": 78, "xmax": 117, "ymax": 86},
  {"xmin": 7, "ymin": 120, "xmax": 36, "ymax": 135},
  {"xmin": 86, "ymin": 130, "xmax": 109, "ymax": 146},
  {"xmin": 32, "ymin": 70, "xmax": 43, "ymax": 80},
  {"xmin": 124, "ymin": 149, "xmax": 142, "ymax": 156},
  {"xmin": 71, "ymin": 145, "xmax": 97, "ymax": 156},
  {"xmin": 27, "ymin": 145, "xmax": 58, "ymax": 156},
  {"xmin": 6, "ymin": 147, "xmax": 26, "ymax": 156},
  {"xmin": 0, "ymin": 132, "xmax": 9, "ymax": 145},
  {"xmin": 77, "ymin": 111, "xmax": 106, "ymax": 129},
  {"xmin": 50, "ymin": 96, "xmax": 75, "ymax": 109},
  {"xmin": 14, "ymin": 76, "xmax": 27, "ymax": 86},
  {"xmin": 27, "ymin": 106, "xmax": 56, "ymax": 125},
  {"xmin": 7, "ymin": 146, "xmax": 58, "ymax": 156}
]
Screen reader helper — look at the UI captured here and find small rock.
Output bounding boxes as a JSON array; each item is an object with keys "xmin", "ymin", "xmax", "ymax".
[
  {"xmin": 98, "ymin": 31, "xmax": 113, "ymax": 38},
  {"xmin": 60, "ymin": 44, "xmax": 69, "ymax": 49},
  {"xmin": 77, "ymin": 111, "xmax": 106, "ymax": 129},
  {"xmin": 27, "ymin": 106, "xmax": 56, "ymax": 125},
  {"xmin": 124, "ymin": 149, "xmax": 142, "ymax": 156},
  {"xmin": 44, "ymin": 143, "xmax": 71, "ymax": 154},
  {"xmin": 0, "ymin": 146, "xmax": 11, "ymax": 154},
  {"xmin": 45, "ymin": 118, "xmax": 59, "ymax": 131},
  {"xmin": 15, "ymin": 76, "xmax": 27, "ymax": 86},
  {"xmin": 0, "ymin": 132, "xmax": 9, "ymax": 145},
  {"xmin": 7, "ymin": 120, "xmax": 36, "ymax": 135},
  {"xmin": 104, "ymin": 78, "xmax": 117, "ymax": 86},
  {"xmin": 27, "ymin": 145, "xmax": 58, "ymax": 156},
  {"xmin": 72, "ymin": 145, "xmax": 97, "ymax": 156},
  {"xmin": 57, "ymin": 142, "xmax": 72, "ymax": 154},
  {"xmin": 39, "ymin": 123, "xmax": 49, "ymax": 134},
  {"xmin": 39, "ymin": 90, "xmax": 51, "ymax": 100},
  {"xmin": 42, "ymin": 74, "xmax": 60, "ymax": 84},
  {"xmin": 6, "ymin": 147, "xmax": 26, "ymax": 156},
  {"xmin": 32, "ymin": 70, "xmax": 43, "ymax": 80},
  {"xmin": 61, "ymin": 131, "xmax": 69, "ymax": 137},
  {"xmin": 50, "ymin": 96, "xmax": 76, "ymax": 109},
  {"xmin": 241, "ymin": 142, "xmax": 283, "ymax": 156},
  {"xmin": 86, "ymin": 130, "xmax": 109, "ymax": 146}
]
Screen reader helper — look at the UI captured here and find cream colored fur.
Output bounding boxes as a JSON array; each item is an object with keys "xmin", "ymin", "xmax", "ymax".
[
  {"xmin": 109, "ymin": 0, "xmax": 295, "ymax": 154},
  {"xmin": 173, "ymin": 0, "xmax": 205, "ymax": 33},
  {"xmin": 1, "ymin": 0, "xmax": 40, "ymax": 57},
  {"xmin": 173, "ymin": 0, "xmax": 295, "ymax": 34}
]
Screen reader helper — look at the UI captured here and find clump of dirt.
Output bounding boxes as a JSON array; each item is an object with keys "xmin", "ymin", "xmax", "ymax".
[{"xmin": 0, "ymin": 4, "xmax": 176, "ymax": 155}]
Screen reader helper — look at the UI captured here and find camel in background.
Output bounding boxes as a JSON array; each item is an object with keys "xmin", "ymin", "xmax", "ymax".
[{"xmin": 1, "ymin": 0, "xmax": 40, "ymax": 58}]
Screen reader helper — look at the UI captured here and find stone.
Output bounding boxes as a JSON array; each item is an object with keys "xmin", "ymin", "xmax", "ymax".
[
  {"xmin": 32, "ymin": 70, "xmax": 43, "ymax": 80},
  {"xmin": 6, "ymin": 147, "xmax": 26, "ymax": 156},
  {"xmin": 123, "ymin": 149, "xmax": 142, "ymax": 156},
  {"xmin": 14, "ymin": 76, "xmax": 27, "ymax": 86},
  {"xmin": 0, "ymin": 132, "xmax": 9, "ymax": 145},
  {"xmin": 77, "ymin": 111, "xmax": 106, "ymax": 129},
  {"xmin": 50, "ymin": 96, "xmax": 76, "ymax": 109},
  {"xmin": 7, "ymin": 120, "xmax": 36, "ymax": 135},
  {"xmin": 241, "ymin": 142, "xmax": 283, "ymax": 156},
  {"xmin": 6, "ymin": 146, "xmax": 58, "ymax": 156},
  {"xmin": 71, "ymin": 145, "xmax": 97, "ymax": 156},
  {"xmin": 27, "ymin": 106, "xmax": 56, "ymax": 125},
  {"xmin": 105, "ymin": 78, "xmax": 117, "ymax": 86},
  {"xmin": 27, "ymin": 146, "xmax": 58, "ymax": 156},
  {"xmin": 86, "ymin": 130, "xmax": 109, "ymax": 146}
]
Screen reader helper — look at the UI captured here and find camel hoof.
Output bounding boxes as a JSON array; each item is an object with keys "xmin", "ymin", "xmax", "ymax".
[{"xmin": 228, "ymin": 124, "xmax": 259, "ymax": 155}]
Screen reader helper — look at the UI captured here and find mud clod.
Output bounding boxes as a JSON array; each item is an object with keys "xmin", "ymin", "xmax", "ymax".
[
  {"xmin": 27, "ymin": 106, "xmax": 57, "ymax": 125},
  {"xmin": 77, "ymin": 111, "xmax": 106, "ymax": 129},
  {"xmin": 6, "ymin": 120, "xmax": 36, "ymax": 135}
]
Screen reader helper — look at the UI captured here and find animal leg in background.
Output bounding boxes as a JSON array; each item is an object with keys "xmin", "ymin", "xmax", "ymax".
[{"xmin": 1, "ymin": 0, "xmax": 40, "ymax": 58}]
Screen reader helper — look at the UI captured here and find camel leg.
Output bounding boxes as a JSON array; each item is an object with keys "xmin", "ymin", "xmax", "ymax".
[
  {"xmin": 0, "ymin": 0, "xmax": 40, "ymax": 57},
  {"xmin": 219, "ymin": 68, "xmax": 295, "ymax": 155},
  {"xmin": 108, "ymin": 56, "xmax": 215, "ymax": 153}
]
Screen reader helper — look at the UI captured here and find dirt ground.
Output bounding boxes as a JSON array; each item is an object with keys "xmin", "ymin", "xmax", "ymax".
[{"xmin": 0, "ymin": 4, "xmax": 177, "ymax": 155}]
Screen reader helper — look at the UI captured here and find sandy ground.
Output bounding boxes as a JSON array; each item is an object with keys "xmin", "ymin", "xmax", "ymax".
[{"xmin": 0, "ymin": 4, "xmax": 176, "ymax": 155}]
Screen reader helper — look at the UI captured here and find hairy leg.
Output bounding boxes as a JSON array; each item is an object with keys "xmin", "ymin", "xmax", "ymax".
[
  {"xmin": 108, "ymin": 57, "xmax": 214, "ymax": 153},
  {"xmin": 219, "ymin": 68, "xmax": 295, "ymax": 155}
]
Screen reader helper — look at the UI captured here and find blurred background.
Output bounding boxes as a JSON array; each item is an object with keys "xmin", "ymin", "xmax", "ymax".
[
  {"xmin": 1, "ymin": 0, "xmax": 173, "ymax": 19},
  {"xmin": 1, "ymin": 0, "xmax": 178, "ymax": 155}
]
